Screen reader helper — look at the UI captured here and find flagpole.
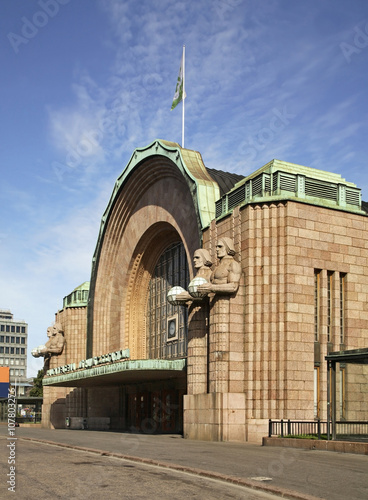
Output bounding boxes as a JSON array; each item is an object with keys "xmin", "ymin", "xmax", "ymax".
[{"xmin": 182, "ymin": 45, "xmax": 185, "ymax": 148}]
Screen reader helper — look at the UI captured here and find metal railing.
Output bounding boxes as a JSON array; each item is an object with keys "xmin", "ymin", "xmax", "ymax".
[
  {"xmin": 268, "ymin": 419, "xmax": 368, "ymax": 441},
  {"xmin": 15, "ymin": 412, "xmax": 42, "ymax": 424},
  {"xmin": 335, "ymin": 421, "xmax": 368, "ymax": 440}
]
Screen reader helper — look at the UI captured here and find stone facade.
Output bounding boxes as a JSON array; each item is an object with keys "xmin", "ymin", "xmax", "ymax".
[
  {"xmin": 42, "ymin": 305, "xmax": 87, "ymax": 429},
  {"xmin": 187, "ymin": 199, "xmax": 368, "ymax": 441},
  {"xmin": 42, "ymin": 140, "xmax": 368, "ymax": 442}
]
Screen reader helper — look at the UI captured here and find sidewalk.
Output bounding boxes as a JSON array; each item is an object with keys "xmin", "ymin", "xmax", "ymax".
[{"xmin": 3, "ymin": 426, "xmax": 367, "ymax": 500}]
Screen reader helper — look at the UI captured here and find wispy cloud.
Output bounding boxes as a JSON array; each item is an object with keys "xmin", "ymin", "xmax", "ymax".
[{"xmin": 0, "ymin": 181, "xmax": 113, "ymax": 371}]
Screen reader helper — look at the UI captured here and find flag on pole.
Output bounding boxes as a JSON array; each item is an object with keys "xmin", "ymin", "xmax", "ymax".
[{"xmin": 171, "ymin": 54, "xmax": 186, "ymax": 111}]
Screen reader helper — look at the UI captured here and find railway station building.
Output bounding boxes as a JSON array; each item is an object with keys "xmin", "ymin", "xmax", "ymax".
[{"xmin": 39, "ymin": 139, "xmax": 368, "ymax": 443}]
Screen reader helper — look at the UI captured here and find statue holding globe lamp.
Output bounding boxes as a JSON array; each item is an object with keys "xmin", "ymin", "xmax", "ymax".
[
  {"xmin": 32, "ymin": 323, "xmax": 66, "ymax": 372},
  {"xmin": 31, "ymin": 326, "xmax": 53, "ymax": 358},
  {"xmin": 197, "ymin": 237, "xmax": 241, "ymax": 296},
  {"xmin": 167, "ymin": 249, "xmax": 213, "ymax": 305}
]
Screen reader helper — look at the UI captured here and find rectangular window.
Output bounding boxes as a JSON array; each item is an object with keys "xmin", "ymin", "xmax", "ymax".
[
  {"xmin": 10, "ymin": 348, "xmax": 14, "ymax": 354},
  {"xmin": 0, "ymin": 325, "xmax": 3, "ymax": 332},
  {"xmin": 5, "ymin": 347, "xmax": 9, "ymax": 354},
  {"xmin": 11, "ymin": 326, "xmax": 15, "ymax": 333},
  {"xmin": 314, "ymin": 366, "xmax": 320, "ymax": 418},
  {"xmin": 6, "ymin": 336, "xmax": 9, "ymax": 343},
  {"xmin": 6, "ymin": 326, "xmax": 9, "ymax": 332},
  {"xmin": 16, "ymin": 337, "xmax": 20, "ymax": 344},
  {"xmin": 16, "ymin": 348, "xmax": 19, "ymax": 355},
  {"xmin": 21, "ymin": 327, "xmax": 25, "ymax": 333},
  {"xmin": 314, "ymin": 270, "xmax": 321, "ymax": 341},
  {"xmin": 340, "ymin": 366, "xmax": 346, "ymax": 419},
  {"xmin": 16, "ymin": 326, "xmax": 20, "ymax": 333},
  {"xmin": 327, "ymin": 271, "xmax": 334, "ymax": 343},
  {"xmin": 340, "ymin": 273, "xmax": 346, "ymax": 344},
  {"xmin": 21, "ymin": 337, "xmax": 25, "ymax": 344},
  {"xmin": 0, "ymin": 347, "xmax": 3, "ymax": 353},
  {"xmin": 0, "ymin": 336, "xmax": 3, "ymax": 342},
  {"xmin": 21, "ymin": 348, "xmax": 25, "ymax": 355},
  {"xmin": 11, "ymin": 336, "xmax": 15, "ymax": 343}
]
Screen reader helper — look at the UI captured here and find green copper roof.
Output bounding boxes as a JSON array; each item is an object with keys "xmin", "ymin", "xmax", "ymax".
[
  {"xmin": 100, "ymin": 139, "xmax": 220, "ymax": 231},
  {"xmin": 43, "ymin": 358, "xmax": 187, "ymax": 387},
  {"xmin": 215, "ymin": 159, "xmax": 364, "ymax": 218},
  {"xmin": 62, "ymin": 281, "xmax": 89, "ymax": 309}
]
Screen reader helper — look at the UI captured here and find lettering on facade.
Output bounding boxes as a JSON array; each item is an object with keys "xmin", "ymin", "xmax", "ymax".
[{"xmin": 46, "ymin": 348, "xmax": 130, "ymax": 376}]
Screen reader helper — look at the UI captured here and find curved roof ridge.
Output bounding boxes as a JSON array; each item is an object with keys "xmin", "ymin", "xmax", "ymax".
[{"xmin": 206, "ymin": 167, "xmax": 245, "ymax": 197}]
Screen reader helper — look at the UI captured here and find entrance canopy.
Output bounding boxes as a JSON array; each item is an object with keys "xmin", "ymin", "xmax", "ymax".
[
  {"xmin": 326, "ymin": 347, "xmax": 368, "ymax": 364},
  {"xmin": 326, "ymin": 348, "xmax": 368, "ymax": 440},
  {"xmin": 43, "ymin": 359, "xmax": 186, "ymax": 388}
]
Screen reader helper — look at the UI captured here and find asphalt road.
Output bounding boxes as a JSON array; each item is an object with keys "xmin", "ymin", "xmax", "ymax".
[
  {"xmin": 1, "ymin": 438, "xmax": 286, "ymax": 500},
  {"xmin": 1, "ymin": 427, "xmax": 367, "ymax": 500}
]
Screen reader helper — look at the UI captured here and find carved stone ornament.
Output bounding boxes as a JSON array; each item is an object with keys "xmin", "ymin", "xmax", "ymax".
[
  {"xmin": 167, "ymin": 249, "xmax": 213, "ymax": 305},
  {"xmin": 32, "ymin": 323, "xmax": 65, "ymax": 358},
  {"xmin": 196, "ymin": 237, "xmax": 241, "ymax": 296}
]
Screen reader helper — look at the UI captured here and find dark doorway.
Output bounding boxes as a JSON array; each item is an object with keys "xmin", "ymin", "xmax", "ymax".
[{"xmin": 127, "ymin": 388, "xmax": 184, "ymax": 434}]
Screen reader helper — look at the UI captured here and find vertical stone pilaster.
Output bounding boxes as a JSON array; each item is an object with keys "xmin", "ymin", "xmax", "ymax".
[
  {"xmin": 332, "ymin": 271, "xmax": 341, "ymax": 349},
  {"xmin": 209, "ymin": 295, "xmax": 230, "ymax": 393},
  {"xmin": 245, "ymin": 205, "xmax": 255, "ymax": 420},
  {"xmin": 228, "ymin": 278, "xmax": 246, "ymax": 393},
  {"xmin": 277, "ymin": 202, "xmax": 287, "ymax": 416},
  {"xmin": 187, "ymin": 302, "xmax": 208, "ymax": 395}
]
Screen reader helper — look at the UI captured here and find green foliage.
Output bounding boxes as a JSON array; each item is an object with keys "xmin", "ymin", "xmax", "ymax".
[{"xmin": 29, "ymin": 369, "xmax": 44, "ymax": 397}]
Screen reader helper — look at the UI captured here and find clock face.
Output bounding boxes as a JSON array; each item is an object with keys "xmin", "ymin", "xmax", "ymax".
[{"xmin": 168, "ymin": 319, "xmax": 176, "ymax": 338}]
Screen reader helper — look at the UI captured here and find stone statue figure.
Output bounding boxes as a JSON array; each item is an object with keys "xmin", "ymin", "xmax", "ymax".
[
  {"xmin": 197, "ymin": 237, "xmax": 241, "ymax": 295},
  {"xmin": 32, "ymin": 322, "xmax": 65, "ymax": 360},
  {"xmin": 192, "ymin": 248, "xmax": 213, "ymax": 281},
  {"xmin": 169, "ymin": 249, "xmax": 213, "ymax": 303}
]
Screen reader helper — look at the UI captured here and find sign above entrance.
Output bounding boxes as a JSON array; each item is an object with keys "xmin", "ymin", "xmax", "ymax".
[{"xmin": 46, "ymin": 348, "xmax": 130, "ymax": 377}]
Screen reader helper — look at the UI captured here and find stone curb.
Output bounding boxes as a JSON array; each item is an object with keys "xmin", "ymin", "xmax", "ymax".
[
  {"xmin": 19, "ymin": 436, "xmax": 324, "ymax": 500},
  {"xmin": 263, "ymin": 437, "xmax": 368, "ymax": 455}
]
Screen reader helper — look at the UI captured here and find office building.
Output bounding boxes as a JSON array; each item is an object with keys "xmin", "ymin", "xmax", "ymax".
[{"xmin": 0, "ymin": 309, "xmax": 28, "ymax": 396}]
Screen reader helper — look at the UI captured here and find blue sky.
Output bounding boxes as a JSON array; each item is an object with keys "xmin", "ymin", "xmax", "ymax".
[{"xmin": 1, "ymin": 0, "xmax": 368, "ymax": 377}]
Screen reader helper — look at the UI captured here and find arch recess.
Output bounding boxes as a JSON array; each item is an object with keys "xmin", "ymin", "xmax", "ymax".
[
  {"xmin": 125, "ymin": 223, "xmax": 184, "ymax": 360},
  {"xmin": 87, "ymin": 140, "xmax": 220, "ymax": 357}
]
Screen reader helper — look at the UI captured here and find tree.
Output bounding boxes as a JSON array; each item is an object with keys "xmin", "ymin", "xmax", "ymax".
[{"xmin": 29, "ymin": 369, "xmax": 44, "ymax": 397}]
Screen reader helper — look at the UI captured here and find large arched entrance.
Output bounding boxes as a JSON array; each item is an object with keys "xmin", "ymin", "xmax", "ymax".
[
  {"xmin": 146, "ymin": 241, "xmax": 189, "ymax": 359},
  {"xmin": 81, "ymin": 140, "xmax": 219, "ymax": 434},
  {"xmin": 126, "ymin": 240, "xmax": 189, "ymax": 434}
]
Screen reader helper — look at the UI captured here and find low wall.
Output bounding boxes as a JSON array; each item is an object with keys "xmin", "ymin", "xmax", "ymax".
[
  {"xmin": 18, "ymin": 423, "xmax": 42, "ymax": 428},
  {"xmin": 66, "ymin": 417, "xmax": 110, "ymax": 430},
  {"xmin": 184, "ymin": 393, "xmax": 247, "ymax": 442},
  {"xmin": 263, "ymin": 437, "xmax": 368, "ymax": 455}
]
